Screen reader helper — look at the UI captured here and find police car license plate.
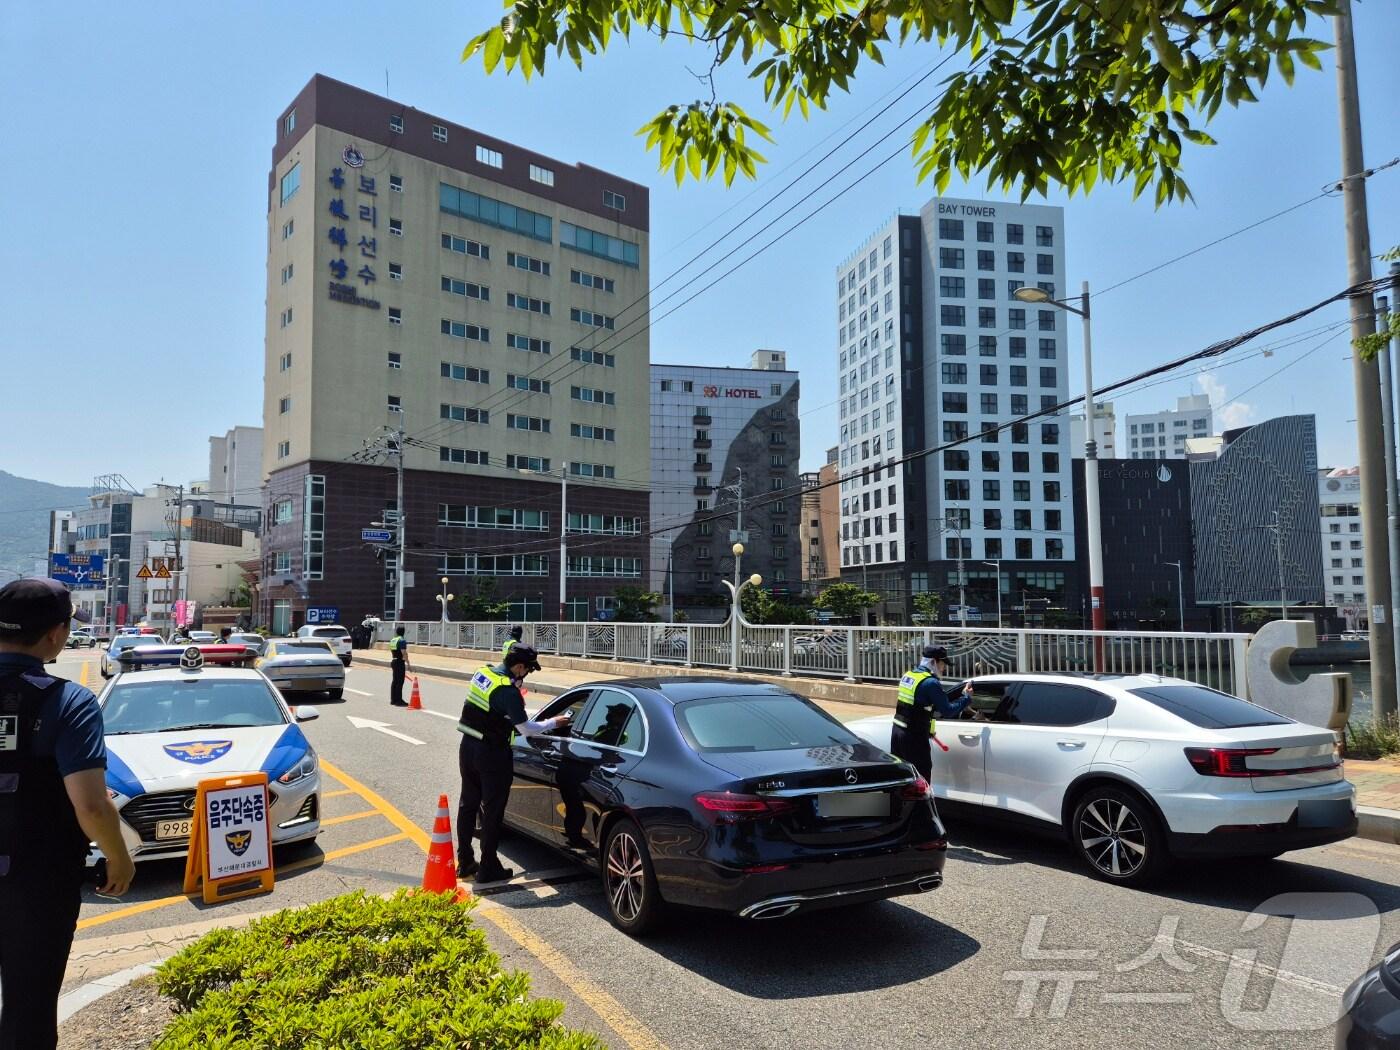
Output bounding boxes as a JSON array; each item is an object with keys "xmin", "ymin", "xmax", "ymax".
[
  {"xmin": 817, "ymin": 790, "xmax": 890, "ymax": 819},
  {"xmin": 155, "ymin": 819, "xmax": 193, "ymax": 840}
]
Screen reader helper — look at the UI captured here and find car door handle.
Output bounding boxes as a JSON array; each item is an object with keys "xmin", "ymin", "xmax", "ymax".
[
  {"xmin": 1057, "ymin": 740, "xmax": 1086, "ymax": 749},
  {"xmin": 958, "ymin": 733, "xmax": 981, "ymax": 743}
]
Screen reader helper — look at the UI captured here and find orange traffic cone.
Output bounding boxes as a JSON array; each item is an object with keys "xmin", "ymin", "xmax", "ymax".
[
  {"xmin": 408, "ymin": 676, "xmax": 422, "ymax": 710},
  {"xmin": 421, "ymin": 794, "xmax": 468, "ymax": 901}
]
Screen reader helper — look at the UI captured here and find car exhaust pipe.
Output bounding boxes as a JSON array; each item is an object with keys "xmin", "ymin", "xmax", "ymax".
[
  {"xmin": 748, "ymin": 902, "xmax": 801, "ymax": 920},
  {"xmin": 916, "ymin": 875, "xmax": 943, "ymax": 892}
]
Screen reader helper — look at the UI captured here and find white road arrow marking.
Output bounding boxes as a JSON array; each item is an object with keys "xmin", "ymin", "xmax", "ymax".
[{"xmin": 345, "ymin": 715, "xmax": 425, "ymax": 746}]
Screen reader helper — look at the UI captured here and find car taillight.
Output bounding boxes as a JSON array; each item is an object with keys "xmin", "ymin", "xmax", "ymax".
[
  {"xmin": 1184, "ymin": 746, "xmax": 1279, "ymax": 777},
  {"xmin": 900, "ymin": 776, "xmax": 931, "ymax": 800},
  {"xmin": 694, "ymin": 792, "xmax": 795, "ymax": 819}
]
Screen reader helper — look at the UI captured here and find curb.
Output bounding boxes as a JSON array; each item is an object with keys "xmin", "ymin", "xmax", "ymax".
[
  {"xmin": 58, "ymin": 961, "xmax": 159, "ymax": 1023},
  {"xmin": 1358, "ymin": 805, "xmax": 1400, "ymax": 845}
]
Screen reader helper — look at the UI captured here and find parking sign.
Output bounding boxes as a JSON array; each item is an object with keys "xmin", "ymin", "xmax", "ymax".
[{"xmin": 306, "ymin": 607, "xmax": 340, "ymax": 624}]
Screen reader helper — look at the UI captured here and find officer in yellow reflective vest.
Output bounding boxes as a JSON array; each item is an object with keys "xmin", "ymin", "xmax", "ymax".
[
  {"xmin": 455, "ymin": 646, "xmax": 570, "ymax": 882},
  {"xmin": 501, "ymin": 625, "xmax": 523, "ymax": 667},
  {"xmin": 891, "ymin": 646, "xmax": 972, "ymax": 780}
]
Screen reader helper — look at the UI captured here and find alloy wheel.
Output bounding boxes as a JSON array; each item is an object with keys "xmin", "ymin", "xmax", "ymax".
[
  {"xmin": 1077, "ymin": 797, "xmax": 1148, "ymax": 878},
  {"xmin": 606, "ymin": 830, "xmax": 646, "ymax": 923}
]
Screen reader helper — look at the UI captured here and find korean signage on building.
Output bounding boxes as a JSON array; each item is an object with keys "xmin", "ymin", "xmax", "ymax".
[{"xmin": 326, "ymin": 149, "xmax": 382, "ymax": 311}]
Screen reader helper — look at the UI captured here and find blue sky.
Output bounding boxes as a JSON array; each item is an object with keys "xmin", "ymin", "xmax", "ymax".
[{"xmin": 2, "ymin": 2, "xmax": 1397, "ymax": 491}]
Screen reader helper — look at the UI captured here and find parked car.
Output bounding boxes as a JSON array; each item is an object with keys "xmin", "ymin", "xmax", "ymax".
[
  {"xmin": 256, "ymin": 639, "xmax": 346, "ymax": 700},
  {"xmin": 505, "ymin": 677, "xmax": 947, "ymax": 935},
  {"xmin": 296, "ymin": 623, "xmax": 353, "ymax": 666},
  {"xmin": 66, "ymin": 628, "xmax": 100, "ymax": 649},
  {"xmin": 101, "ymin": 634, "xmax": 169, "ymax": 678},
  {"xmin": 1338, "ymin": 940, "xmax": 1400, "ymax": 1047},
  {"xmin": 94, "ymin": 645, "xmax": 320, "ymax": 863},
  {"xmin": 228, "ymin": 632, "xmax": 268, "ymax": 657},
  {"xmin": 187, "ymin": 630, "xmax": 217, "ymax": 644},
  {"xmin": 847, "ymin": 673, "xmax": 1356, "ymax": 886}
]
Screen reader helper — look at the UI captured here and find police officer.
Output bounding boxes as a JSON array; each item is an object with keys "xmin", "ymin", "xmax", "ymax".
[
  {"xmin": 0, "ymin": 578, "xmax": 135, "ymax": 1050},
  {"xmin": 455, "ymin": 645, "xmax": 569, "ymax": 882},
  {"xmin": 388, "ymin": 624, "xmax": 410, "ymax": 707},
  {"xmin": 891, "ymin": 645, "xmax": 972, "ymax": 780},
  {"xmin": 501, "ymin": 625, "xmax": 523, "ymax": 665}
]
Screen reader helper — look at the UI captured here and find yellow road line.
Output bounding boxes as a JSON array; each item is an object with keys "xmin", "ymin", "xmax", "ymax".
[
  {"xmin": 320, "ymin": 808, "xmax": 381, "ymax": 829},
  {"xmin": 74, "ymin": 833, "xmax": 409, "ymax": 933},
  {"xmin": 322, "ymin": 788, "xmax": 355, "ymax": 799},
  {"xmin": 318, "ymin": 758, "xmax": 667, "ymax": 1050},
  {"xmin": 79, "ymin": 661, "xmax": 90, "ymax": 687}
]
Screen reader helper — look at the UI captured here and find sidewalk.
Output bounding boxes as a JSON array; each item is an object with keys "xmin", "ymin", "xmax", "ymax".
[{"xmin": 360, "ymin": 647, "xmax": 1400, "ymax": 845}]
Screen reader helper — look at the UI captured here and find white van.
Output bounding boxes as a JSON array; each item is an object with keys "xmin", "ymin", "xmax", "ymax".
[{"xmin": 296, "ymin": 623, "xmax": 353, "ymax": 666}]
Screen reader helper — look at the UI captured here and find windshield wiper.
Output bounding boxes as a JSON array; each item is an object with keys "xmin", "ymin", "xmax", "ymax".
[{"xmin": 162, "ymin": 723, "xmax": 238, "ymax": 732}]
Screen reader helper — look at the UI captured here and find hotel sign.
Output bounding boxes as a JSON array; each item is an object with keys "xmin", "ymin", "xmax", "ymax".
[{"xmin": 702, "ymin": 386, "xmax": 760, "ymax": 399}]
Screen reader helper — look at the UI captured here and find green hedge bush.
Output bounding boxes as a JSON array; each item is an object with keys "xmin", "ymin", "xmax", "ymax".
[{"xmin": 153, "ymin": 890, "xmax": 602, "ymax": 1049}]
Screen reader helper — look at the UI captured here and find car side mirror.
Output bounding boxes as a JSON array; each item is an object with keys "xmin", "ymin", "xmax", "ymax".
[{"xmin": 294, "ymin": 705, "xmax": 320, "ymax": 722}]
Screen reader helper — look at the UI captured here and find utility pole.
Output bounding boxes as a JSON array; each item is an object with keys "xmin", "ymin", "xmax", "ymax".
[
  {"xmin": 1335, "ymin": 0, "xmax": 1396, "ymax": 718},
  {"xmin": 558, "ymin": 464, "xmax": 569, "ymax": 622},
  {"xmin": 1259, "ymin": 513, "xmax": 1288, "ymax": 622},
  {"xmin": 1377, "ymin": 288, "xmax": 1400, "ymax": 679},
  {"xmin": 391, "ymin": 423, "xmax": 405, "ymax": 623},
  {"xmin": 168, "ymin": 484, "xmax": 184, "ymax": 632}
]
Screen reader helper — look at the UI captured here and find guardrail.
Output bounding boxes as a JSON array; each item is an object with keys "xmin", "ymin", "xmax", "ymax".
[{"xmin": 379, "ymin": 620, "xmax": 1253, "ymax": 696}]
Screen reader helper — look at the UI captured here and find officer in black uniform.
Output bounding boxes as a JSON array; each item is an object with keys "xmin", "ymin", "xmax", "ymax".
[
  {"xmin": 0, "ymin": 579, "xmax": 135, "ymax": 1050},
  {"xmin": 455, "ymin": 645, "xmax": 570, "ymax": 882},
  {"xmin": 388, "ymin": 624, "xmax": 411, "ymax": 707},
  {"xmin": 890, "ymin": 645, "xmax": 973, "ymax": 780}
]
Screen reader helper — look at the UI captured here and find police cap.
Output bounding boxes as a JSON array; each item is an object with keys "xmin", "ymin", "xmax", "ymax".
[
  {"xmin": 921, "ymin": 645, "xmax": 949, "ymax": 662},
  {"xmin": 0, "ymin": 577, "xmax": 90, "ymax": 636},
  {"xmin": 505, "ymin": 644, "xmax": 541, "ymax": 672}
]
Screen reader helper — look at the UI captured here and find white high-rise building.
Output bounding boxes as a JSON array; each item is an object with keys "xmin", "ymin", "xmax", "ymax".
[
  {"xmin": 208, "ymin": 425, "xmax": 263, "ymax": 505},
  {"xmin": 1125, "ymin": 394, "xmax": 1213, "ymax": 459},
  {"xmin": 1069, "ymin": 401, "xmax": 1116, "ymax": 458},
  {"xmin": 834, "ymin": 197, "xmax": 1075, "ymax": 619},
  {"xmin": 1319, "ymin": 466, "xmax": 1365, "ymax": 625}
]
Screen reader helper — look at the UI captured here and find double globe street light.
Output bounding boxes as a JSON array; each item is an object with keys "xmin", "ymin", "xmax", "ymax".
[
  {"xmin": 719, "ymin": 542, "xmax": 762, "ymax": 671},
  {"xmin": 436, "ymin": 576, "xmax": 454, "ymax": 626}
]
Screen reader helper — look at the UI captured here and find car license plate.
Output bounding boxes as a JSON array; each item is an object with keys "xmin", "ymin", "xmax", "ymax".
[
  {"xmin": 817, "ymin": 790, "xmax": 890, "ymax": 819},
  {"xmin": 155, "ymin": 818, "xmax": 193, "ymax": 840},
  {"xmin": 1296, "ymin": 799, "xmax": 1352, "ymax": 828}
]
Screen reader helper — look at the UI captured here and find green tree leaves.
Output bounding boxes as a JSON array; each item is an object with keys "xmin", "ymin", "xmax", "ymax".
[{"xmin": 463, "ymin": 1, "xmax": 1338, "ymax": 205}]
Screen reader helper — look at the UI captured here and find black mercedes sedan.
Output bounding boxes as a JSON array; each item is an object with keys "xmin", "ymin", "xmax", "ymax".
[{"xmin": 504, "ymin": 677, "xmax": 948, "ymax": 935}]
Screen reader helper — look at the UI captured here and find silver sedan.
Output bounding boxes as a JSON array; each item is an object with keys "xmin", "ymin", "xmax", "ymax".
[{"xmin": 255, "ymin": 639, "xmax": 346, "ymax": 700}]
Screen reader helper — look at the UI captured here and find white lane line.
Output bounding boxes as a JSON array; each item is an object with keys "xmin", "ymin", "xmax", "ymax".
[
  {"xmin": 345, "ymin": 715, "xmax": 426, "ymax": 746},
  {"xmin": 344, "ymin": 688, "xmax": 374, "ymax": 697},
  {"xmin": 413, "ymin": 707, "xmax": 459, "ymax": 721}
]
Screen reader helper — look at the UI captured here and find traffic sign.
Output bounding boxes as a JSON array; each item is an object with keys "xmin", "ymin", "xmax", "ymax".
[
  {"xmin": 136, "ymin": 564, "xmax": 154, "ymax": 579},
  {"xmin": 306, "ymin": 607, "xmax": 340, "ymax": 624},
  {"xmin": 155, "ymin": 564, "xmax": 172, "ymax": 579},
  {"xmin": 362, "ymin": 528, "xmax": 393, "ymax": 544},
  {"xmin": 49, "ymin": 553, "xmax": 105, "ymax": 589}
]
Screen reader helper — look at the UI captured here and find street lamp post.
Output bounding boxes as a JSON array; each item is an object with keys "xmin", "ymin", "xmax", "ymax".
[
  {"xmin": 1163, "ymin": 561, "xmax": 1185, "ymax": 631},
  {"xmin": 982, "ymin": 560, "xmax": 1003, "ymax": 629},
  {"xmin": 436, "ymin": 576, "xmax": 455, "ymax": 626},
  {"xmin": 719, "ymin": 541, "xmax": 762, "ymax": 671},
  {"xmin": 1015, "ymin": 281, "xmax": 1103, "ymax": 664}
]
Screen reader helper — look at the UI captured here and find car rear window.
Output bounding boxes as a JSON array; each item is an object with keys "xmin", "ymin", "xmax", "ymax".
[
  {"xmin": 102, "ymin": 678, "xmax": 285, "ymax": 734},
  {"xmin": 1129, "ymin": 685, "xmax": 1291, "ymax": 728},
  {"xmin": 275, "ymin": 642, "xmax": 335, "ymax": 654},
  {"xmin": 675, "ymin": 694, "xmax": 858, "ymax": 753},
  {"xmin": 312, "ymin": 627, "xmax": 349, "ymax": 638}
]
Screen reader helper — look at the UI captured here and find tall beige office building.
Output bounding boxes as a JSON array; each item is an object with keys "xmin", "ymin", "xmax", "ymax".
[{"xmin": 261, "ymin": 76, "xmax": 651, "ymax": 631}]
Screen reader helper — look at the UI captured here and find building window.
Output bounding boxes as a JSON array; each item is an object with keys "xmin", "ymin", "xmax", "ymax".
[
  {"xmin": 941, "ymin": 333, "xmax": 967, "ymax": 356},
  {"xmin": 941, "ymin": 305, "xmax": 966, "ymax": 327},
  {"xmin": 390, "ymin": 114, "xmax": 404, "ymax": 134},
  {"xmin": 1040, "ymin": 366, "xmax": 1057, "ymax": 387},
  {"xmin": 441, "ymin": 276, "xmax": 487, "ymax": 300},
  {"xmin": 441, "ymin": 319, "xmax": 489, "ymax": 342},
  {"xmin": 570, "ymin": 462, "xmax": 617, "ymax": 480},
  {"xmin": 942, "ymin": 392, "xmax": 968, "ymax": 413},
  {"xmin": 1036, "ymin": 225, "xmax": 1054, "ymax": 247},
  {"xmin": 506, "ymin": 333, "xmax": 551, "ymax": 355},
  {"xmin": 278, "ymin": 396, "xmax": 291, "ymax": 415},
  {"xmin": 441, "ymin": 446, "xmax": 489, "ymax": 466},
  {"xmin": 571, "ymin": 385, "xmax": 615, "ymax": 406},
  {"xmin": 279, "ymin": 307, "xmax": 293, "ymax": 328},
  {"xmin": 279, "ymin": 352, "xmax": 292, "ymax": 372},
  {"xmin": 571, "ymin": 307, "xmax": 615, "ymax": 329},
  {"xmin": 389, "ymin": 218, "xmax": 403, "ymax": 237},
  {"xmin": 941, "ymin": 362, "xmax": 967, "ymax": 384},
  {"xmin": 1006, "ymin": 223, "xmax": 1024, "ymax": 244},
  {"xmin": 939, "ymin": 276, "xmax": 966, "ymax": 297},
  {"xmin": 508, "ymin": 251, "xmax": 551, "ymax": 276},
  {"xmin": 603, "ymin": 189, "xmax": 627, "ymax": 211},
  {"xmin": 571, "ymin": 347, "xmax": 615, "ymax": 367},
  {"xmin": 442, "ymin": 234, "xmax": 489, "ymax": 260},
  {"xmin": 476, "ymin": 144, "xmax": 504, "ymax": 168},
  {"xmin": 1039, "ymin": 310, "xmax": 1056, "ymax": 331},
  {"xmin": 976, "ymin": 220, "xmax": 994, "ymax": 243},
  {"xmin": 570, "ymin": 269, "xmax": 614, "ymax": 292},
  {"xmin": 506, "ymin": 373, "xmax": 550, "ymax": 394},
  {"xmin": 506, "ymin": 292, "xmax": 550, "ymax": 315},
  {"xmin": 283, "ymin": 109, "xmax": 296, "ymax": 135},
  {"xmin": 281, "ymin": 218, "xmax": 294, "ymax": 240},
  {"xmin": 387, "ymin": 352, "xmax": 401, "ymax": 369},
  {"xmin": 938, "ymin": 219, "xmax": 964, "ymax": 240},
  {"xmin": 390, "ymin": 174, "xmax": 403, "ymax": 192},
  {"xmin": 939, "ymin": 247, "xmax": 965, "ymax": 269},
  {"xmin": 978, "ymin": 307, "xmax": 997, "ymax": 329},
  {"xmin": 279, "ymin": 163, "xmax": 301, "ymax": 204},
  {"xmin": 559, "ymin": 221, "xmax": 640, "ymax": 267},
  {"xmin": 980, "ymin": 393, "xmax": 998, "ymax": 414},
  {"xmin": 276, "ymin": 440, "xmax": 290, "ymax": 460},
  {"xmin": 389, "ymin": 262, "xmax": 403, "ymax": 281},
  {"xmin": 387, "ymin": 395, "xmax": 402, "ymax": 413},
  {"xmin": 388, "ymin": 307, "xmax": 402, "ymax": 326},
  {"xmin": 1009, "ymin": 336, "xmax": 1027, "ymax": 358},
  {"xmin": 506, "ymin": 413, "xmax": 550, "ymax": 433},
  {"xmin": 1007, "ymin": 251, "xmax": 1025, "ymax": 273},
  {"xmin": 1038, "ymin": 339, "xmax": 1057, "ymax": 360},
  {"xmin": 978, "ymin": 278, "xmax": 996, "ymax": 301}
]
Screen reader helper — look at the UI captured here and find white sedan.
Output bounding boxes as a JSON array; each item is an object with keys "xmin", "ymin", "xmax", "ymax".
[
  {"xmin": 94, "ymin": 648, "xmax": 322, "ymax": 863},
  {"xmin": 847, "ymin": 673, "xmax": 1356, "ymax": 885}
]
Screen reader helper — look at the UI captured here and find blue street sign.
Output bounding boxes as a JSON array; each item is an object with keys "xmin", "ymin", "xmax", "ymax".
[
  {"xmin": 306, "ymin": 607, "xmax": 340, "ymax": 624},
  {"xmin": 50, "ymin": 553, "xmax": 105, "ymax": 589},
  {"xmin": 361, "ymin": 528, "xmax": 393, "ymax": 543}
]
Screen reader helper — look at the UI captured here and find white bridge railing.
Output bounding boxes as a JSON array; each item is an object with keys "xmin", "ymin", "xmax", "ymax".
[{"xmin": 378, "ymin": 620, "xmax": 1253, "ymax": 696}]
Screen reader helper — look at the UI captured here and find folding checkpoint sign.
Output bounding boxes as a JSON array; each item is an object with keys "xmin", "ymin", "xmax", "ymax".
[{"xmin": 184, "ymin": 772, "xmax": 276, "ymax": 904}]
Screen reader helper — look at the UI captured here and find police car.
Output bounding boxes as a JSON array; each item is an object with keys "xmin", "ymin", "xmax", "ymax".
[{"xmin": 92, "ymin": 644, "xmax": 322, "ymax": 864}]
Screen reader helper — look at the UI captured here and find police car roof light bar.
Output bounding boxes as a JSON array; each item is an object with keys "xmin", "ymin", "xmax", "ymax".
[{"xmin": 116, "ymin": 644, "xmax": 257, "ymax": 671}]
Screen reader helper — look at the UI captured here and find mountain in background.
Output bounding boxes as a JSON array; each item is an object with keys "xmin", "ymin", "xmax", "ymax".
[{"xmin": 0, "ymin": 471, "xmax": 92, "ymax": 575}]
